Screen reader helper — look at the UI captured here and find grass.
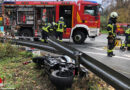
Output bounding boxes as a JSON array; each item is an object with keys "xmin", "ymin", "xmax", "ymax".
[
  {"xmin": 0, "ymin": 43, "xmax": 19, "ymax": 58},
  {"xmin": 0, "ymin": 43, "xmax": 114, "ymax": 90},
  {"xmin": 0, "ymin": 56, "xmax": 54, "ymax": 90},
  {"xmin": 100, "ymin": 30, "xmax": 108, "ymax": 34},
  {"xmin": 0, "ymin": 57, "xmax": 114, "ymax": 90}
]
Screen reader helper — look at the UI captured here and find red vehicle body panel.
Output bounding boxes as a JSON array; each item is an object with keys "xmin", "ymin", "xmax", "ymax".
[
  {"xmin": 3, "ymin": 0, "xmax": 100, "ymax": 39},
  {"xmin": 116, "ymin": 23, "xmax": 129, "ymax": 35}
]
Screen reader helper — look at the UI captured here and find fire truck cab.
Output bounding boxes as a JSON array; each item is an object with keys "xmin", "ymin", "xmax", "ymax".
[{"xmin": 3, "ymin": 0, "xmax": 100, "ymax": 44}]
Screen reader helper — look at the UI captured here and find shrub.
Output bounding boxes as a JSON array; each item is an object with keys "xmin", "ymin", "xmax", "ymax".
[{"xmin": 0, "ymin": 43, "xmax": 19, "ymax": 59}]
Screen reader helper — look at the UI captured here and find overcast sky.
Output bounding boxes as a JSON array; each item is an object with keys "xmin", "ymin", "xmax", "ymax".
[{"xmin": 94, "ymin": 0, "xmax": 102, "ymax": 4}]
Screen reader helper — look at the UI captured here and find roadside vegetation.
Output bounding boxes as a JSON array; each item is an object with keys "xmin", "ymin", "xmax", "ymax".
[
  {"xmin": 100, "ymin": 0, "xmax": 130, "ymax": 34},
  {"xmin": 100, "ymin": 30, "xmax": 108, "ymax": 34},
  {"xmin": 0, "ymin": 43, "xmax": 114, "ymax": 90},
  {"xmin": 100, "ymin": 15, "xmax": 108, "ymax": 34}
]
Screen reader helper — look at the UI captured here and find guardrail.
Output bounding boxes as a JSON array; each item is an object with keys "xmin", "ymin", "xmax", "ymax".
[
  {"xmin": 0, "ymin": 38, "xmax": 59, "ymax": 54},
  {"xmin": 48, "ymin": 37, "xmax": 130, "ymax": 90},
  {"xmin": 0, "ymin": 37, "xmax": 130, "ymax": 90}
]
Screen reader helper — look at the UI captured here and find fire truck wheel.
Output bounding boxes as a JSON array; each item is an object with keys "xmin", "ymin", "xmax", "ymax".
[
  {"xmin": 73, "ymin": 31, "xmax": 86, "ymax": 44},
  {"xmin": 50, "ymin": 70, "xmax": 74, "ymax": 88},
  {"xmin": 20, "ymin": 29, "xmax": 33, "ymax": 37}
]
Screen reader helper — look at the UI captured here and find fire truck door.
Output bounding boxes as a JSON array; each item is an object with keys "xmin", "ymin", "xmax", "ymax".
[
  {"xmin": 82, "ymin": 5, "xmax": 99, "ymax": 27},
  {"xmin": 59, "ymin": 5, "xmax": 72, "ymax": 28},
  {"xmin": 59, "ymin": 5, "xmax": 72, "ymax": 38}
]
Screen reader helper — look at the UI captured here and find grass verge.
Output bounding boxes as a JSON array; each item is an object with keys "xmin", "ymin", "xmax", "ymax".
[
  {"xmin": 0, "ymin": 43, "xmax": 114, "ymax": 90},
  {"xmin": 100, "ymin": 30, "xmax": 108, "ymax": 34}
]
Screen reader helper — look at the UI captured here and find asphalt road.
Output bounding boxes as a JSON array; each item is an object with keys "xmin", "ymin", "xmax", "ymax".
[{"xmin": 64, "ymin": 34, "xmax": 130, "ymax": 79}]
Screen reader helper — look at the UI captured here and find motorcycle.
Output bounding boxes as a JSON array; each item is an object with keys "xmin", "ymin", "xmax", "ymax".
[{"xmin": 32, "ymin": 55, "xmax": 88, "ymax": 89}]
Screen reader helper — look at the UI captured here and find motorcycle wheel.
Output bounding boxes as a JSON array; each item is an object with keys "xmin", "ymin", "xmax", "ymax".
[{"xmin": 50, "ymin": 70, "xmax": 74, "ymax": 89}]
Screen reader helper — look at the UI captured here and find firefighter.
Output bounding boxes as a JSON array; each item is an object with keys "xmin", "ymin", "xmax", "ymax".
[
  {"xmin": 107, "ymin": 12, "xmax": 118, "ymax": 57},
  {"xmin": 125, "ymin": 25, "xmax": 130, "ymax": 48},
  {"xmin": 56, "ymin": 17, "xmax": 66, "ymax": 42},
  {"xmin": 41, "ymin": 23, "xmax": 51, "ymax": 43},
  {"xmin": 120, "ymin": 25, "xmax": 130, "ymax": 51},
  {"xmin": 49, "ymin": 22, "xmax": 56, "ymax": 37}
]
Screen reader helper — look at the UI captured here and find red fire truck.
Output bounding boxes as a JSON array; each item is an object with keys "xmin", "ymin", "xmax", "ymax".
[{"xmin": 3, "ymin": 0, "xmax": 100, "ymax": 44}]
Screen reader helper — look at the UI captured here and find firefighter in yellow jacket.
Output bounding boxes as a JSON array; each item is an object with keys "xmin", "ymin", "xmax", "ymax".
[
  {"xmin": 107, "ymin": 12, "xmax": 118, "ymax": 57},
  {"xmin": 56, "ymin": 17, "xmax": 66, "ymax": 42},
  {"xmin": 41, "ymin": 23, "xmax": 51, "ymax": 43},
  {"xmin": 124, "ymin": 25, "xmax": 130, "ymax": 50},
  {"xmin": 120, "ymin": 25, "xmax": 130, "ymax": 51}
]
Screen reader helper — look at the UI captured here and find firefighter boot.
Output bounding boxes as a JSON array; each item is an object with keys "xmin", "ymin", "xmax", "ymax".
[
  {"xmin": 44, "ymin": 39, "xmax": 48, "ymax": 43},
  {"xmin": 107, "ymin": 52, "xmax": 113, "ymax": 57},
  {"xmin": 111, "ymin": 52, "xmax": 115, "ymax": 56}
]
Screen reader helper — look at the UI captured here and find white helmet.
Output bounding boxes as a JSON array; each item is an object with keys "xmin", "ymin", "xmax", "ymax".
[
  {"xmin": 60, "ymin": 17, "xmax": 64, "ymax": 20},
  {"xmin": 48, "ymin": 23, "xmax": 51, "ymax": 26},
  {"xmin": 52, "ymin": 22, "xmax": 56, "ymax": 25},
  {"xmin": 110, "ymin": 12, "xmax": 118, "ymax": 18}
]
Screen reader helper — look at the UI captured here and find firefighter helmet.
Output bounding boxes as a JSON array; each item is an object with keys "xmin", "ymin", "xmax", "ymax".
[
  {"xmin": 110, "ymin": 12, "xmax": 118, "ymax": 18},
  {"xmin": 48, "ymin": 23, "xmax": 51, "ymax": 26},
  {"xmin": 52, "ymin": 22, "xmax": 56, "ymax": 25},
  {"xmin": 60, "ymin": 17, "xmax": 64, "ymax": 20}
]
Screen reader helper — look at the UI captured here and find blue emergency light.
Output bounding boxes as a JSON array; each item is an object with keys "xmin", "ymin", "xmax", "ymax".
[
  {"xmin": 4, "ymin": 0, "xmax": 15, "ymax": 4},
  {"xmin": 84, "ymin": 0, "xmax": 97, "ymax": 3}
]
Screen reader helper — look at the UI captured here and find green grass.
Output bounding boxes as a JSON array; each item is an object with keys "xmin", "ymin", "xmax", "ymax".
[
  {"xmin": 0, "ymin": 43, "xmax": 114, "ymax": 90},
  {"xmin": 100, "ymin": 30, "xmax": 108, "ymax": 34}
]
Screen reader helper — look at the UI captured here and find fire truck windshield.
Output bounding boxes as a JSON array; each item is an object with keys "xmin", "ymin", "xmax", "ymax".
[{"xmin": 84, "ymin": 5, "xmax": 99, "ymax": 16}]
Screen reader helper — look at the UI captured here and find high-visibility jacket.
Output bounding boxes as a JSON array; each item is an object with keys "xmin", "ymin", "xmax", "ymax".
[
  {"xmin": 125, "ymin": 28, "xmax": 130, "ymax": 34},
  {"xmin": 107, "ymin": 24, "xmax": 116, "ymax": 36},
  {"xmin": 42, "ymin": 23, "xmax": 50, "ymax": 33},
  {"xmin": 56, "ymin": 20, "xmax": 66, "ymax": 32}
]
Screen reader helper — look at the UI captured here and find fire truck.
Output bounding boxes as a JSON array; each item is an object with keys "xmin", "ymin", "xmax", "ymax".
[{"xmin": 3, "ymin": 0, "xmax": 100, "ymax": 44}]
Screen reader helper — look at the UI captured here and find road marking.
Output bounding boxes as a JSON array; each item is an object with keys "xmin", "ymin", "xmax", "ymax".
[
  {"xmin": 89, "ymin": 46, "xmax": 121, "ymax": 51},
  {"xmin": 85, "ymin": 52, "xmax": 130, "ymax": 61},
  {"xmin": 123, "ymin": 54, "xmax": 130, "ymax": 58},
  {"xmin": 88, "ymin": 46, "xmax": 104, "ymax": 51}
]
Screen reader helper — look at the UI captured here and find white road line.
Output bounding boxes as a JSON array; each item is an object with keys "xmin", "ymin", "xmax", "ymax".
[
  {"xmin": 88, "ymin": 46, "xmax": 120, "ymax": 51},
  {"xmin": 85, "ymin": 52, "xmax": 130, "ymax": 61},
  {"xmin": 89, "ymin": 47, "xmax": 104, "ymax": 51},
  {"xmin": 123, "ymin": 54, "xmax": 130, "ymax": 58}
]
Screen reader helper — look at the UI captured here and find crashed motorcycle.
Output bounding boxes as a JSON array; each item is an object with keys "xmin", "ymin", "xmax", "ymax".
[{"xmin": 32, "ymin": 55, "xmax": 88, "ymax": 89}]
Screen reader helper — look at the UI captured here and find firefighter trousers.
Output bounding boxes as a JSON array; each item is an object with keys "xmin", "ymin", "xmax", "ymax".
[
  {"xmin": 107, "ymin": 37, "xmax": 116, "ymax": 56},
  {"xmin": 56, "ymin": 32, "xmax": 63, "ymax": 41}
]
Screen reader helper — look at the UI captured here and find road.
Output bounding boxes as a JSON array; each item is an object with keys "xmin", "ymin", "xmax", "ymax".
[{"xmin": 63, "ymin": 34, "xmax": 130, "ymax": 79}]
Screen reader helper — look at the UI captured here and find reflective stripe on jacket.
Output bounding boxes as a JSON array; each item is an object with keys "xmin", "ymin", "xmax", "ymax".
[
  {"xmin": 56, "ymin": 21, "xmax": 66, "ymax": 32},
  {"xmin": 42, "ymin": 24, "xmax": 50, "ymax": 32},
  {"xmin": 125, "ymin": 28, "xmax": 130, "ymax": 34},
  {"xmin": 107, "ymin": 24, "xmax": 116, "ymax": 36}
]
